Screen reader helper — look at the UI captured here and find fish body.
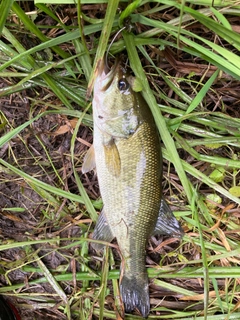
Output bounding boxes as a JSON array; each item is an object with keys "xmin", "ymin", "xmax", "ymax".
[{"xmin": 83, "ymin": 58, "xmax": 183, "ymax": 317}]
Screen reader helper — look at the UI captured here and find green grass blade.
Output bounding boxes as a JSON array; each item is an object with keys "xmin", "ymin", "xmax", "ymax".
[
  {"xmin": 193, "ymin": 195, "xmax": 209, "ymax": 320},
  {"xmin": 70, "ymin": 108, "xmax": 98, "ymax": 222},
  {"xmin": 88, "ymin": 0, "xmax": 120, "ymax": 93},
  {"xmin": 123, "ymin": 30, "xmax": 193, "ymax": 203},
  {"xmin": 12, "ymin": 1, "xmax": 70, "ymax": 60},
  {"xmin": 137, "ymin": 15, "xmax": 240, "ymax": 80},
  {"xmin": 186, "ymin": 70, "xmax": 219, "ymax": 114},
  {"xmin": 187, "ymin": 6, "xmax": 240, "ymax": 50},
  {"xmin": 0, "ymin": 20, "xmax": 116, "ymax": 73},
  {"xmin": 162, "ymin": 148, "xmax": 240, "ymax": 205},
  {"xmin": 76, "ymin": 0, "xmax": 92, "ymax": 82},
  {"xmin": 99, "ymin": 248, "xmax": 109, "ymax": 320},
  {"xmin": 0, "ymin": 158, "xmax": 86, "ymax": 205},
  {"xmin": 0, "ymin": 113, "xmax": 42, "ymax": 147},
  {"xmin": 33, "ymin": 251, "xmax": 71, "ymax": 319},
  {"xmin": 0, "ymin": 0, "xmax": 14, "ymax": 35}
]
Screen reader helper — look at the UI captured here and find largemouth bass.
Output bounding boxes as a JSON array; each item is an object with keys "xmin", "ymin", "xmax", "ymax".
[{"xmin": 83, "ymin": 57, "xmax": 183, "ymax": 317}]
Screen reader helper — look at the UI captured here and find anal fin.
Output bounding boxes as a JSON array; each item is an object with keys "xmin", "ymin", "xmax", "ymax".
[{"xmin": 91, "ymin": 208, "xmax": 114, "ymax": 252}]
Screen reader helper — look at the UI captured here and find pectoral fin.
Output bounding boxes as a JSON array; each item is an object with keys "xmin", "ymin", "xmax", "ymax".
[
  {"xmin": 82, "ymin": 145, "xmax": 96, "ymax": 173},
  {"xmin": 91, "ymin": 208, "xmax": 114, "ymax": 252},
  {"xmin": 153, "ymin": 198, "xmax": 184, "ymax": 237},
  {"xmin": 104, "ymin": 141, "xmax": 121, "ymax": 177}
]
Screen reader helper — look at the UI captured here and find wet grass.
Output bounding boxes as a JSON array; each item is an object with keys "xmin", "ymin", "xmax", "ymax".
[{"xmin": 0, "ymin": 0, "xmax": 240, "ymax": 319}]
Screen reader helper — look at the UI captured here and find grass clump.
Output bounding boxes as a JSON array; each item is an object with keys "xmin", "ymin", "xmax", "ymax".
[{"xmin": 0, "ymin": 0, "xmax": 240, "ymax": 319}]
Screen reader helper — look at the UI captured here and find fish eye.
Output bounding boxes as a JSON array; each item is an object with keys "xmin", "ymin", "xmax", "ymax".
[{"xmin": 118, "ymin": 79, "xmax": 129, "ymax": 91}]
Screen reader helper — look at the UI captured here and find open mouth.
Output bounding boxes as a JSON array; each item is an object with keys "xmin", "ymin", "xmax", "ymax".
[{"xmin": 98, "ymin": 56, "xmax": 125, "ymax": 91}]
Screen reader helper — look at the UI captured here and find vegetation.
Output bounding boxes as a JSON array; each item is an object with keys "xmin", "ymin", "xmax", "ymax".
[{"xmin": 0, "ymin": 0, "xmax": 240, "ymax": 319}]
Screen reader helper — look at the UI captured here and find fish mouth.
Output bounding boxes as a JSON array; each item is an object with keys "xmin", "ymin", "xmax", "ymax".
[{"xmin": 97, "ymin": 55, "xmax": 125, "ymax": 91}]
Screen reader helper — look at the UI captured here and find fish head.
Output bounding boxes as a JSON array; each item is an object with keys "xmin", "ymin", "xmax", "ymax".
[
  {"xmin": 93, "ymin": 57, "xmax": 142, "ymax": 139},
  {"xmin": 94, "ymin": 56, "xmax": 129, "ymax": 94}
]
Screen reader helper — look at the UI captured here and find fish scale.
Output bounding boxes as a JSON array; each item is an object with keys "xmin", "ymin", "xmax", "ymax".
[{"xmin": 94, "ymin": 119, "xmax": 161, "ymax": 251}]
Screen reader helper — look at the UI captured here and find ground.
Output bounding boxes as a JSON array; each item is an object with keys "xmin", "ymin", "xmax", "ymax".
[{"xmin": 0, "ymin": 1, "xmax": 240, "ymax": 319}]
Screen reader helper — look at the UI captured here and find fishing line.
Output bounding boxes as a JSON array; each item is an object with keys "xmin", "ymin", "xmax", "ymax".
[{"xmin": 105, "ymin": 26, "xmax": 126, "ymax": 70}]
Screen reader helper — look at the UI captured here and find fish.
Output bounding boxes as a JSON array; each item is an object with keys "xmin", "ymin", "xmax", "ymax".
[{"xmin": 83, "ymin": 57, "xmax": 183, "ymax": 317}]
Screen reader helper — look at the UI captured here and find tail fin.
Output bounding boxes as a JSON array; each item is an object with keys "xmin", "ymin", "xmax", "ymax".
[{"xmin": 120, "ymin": 274, "xmax": 150, "ymax": 317}]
